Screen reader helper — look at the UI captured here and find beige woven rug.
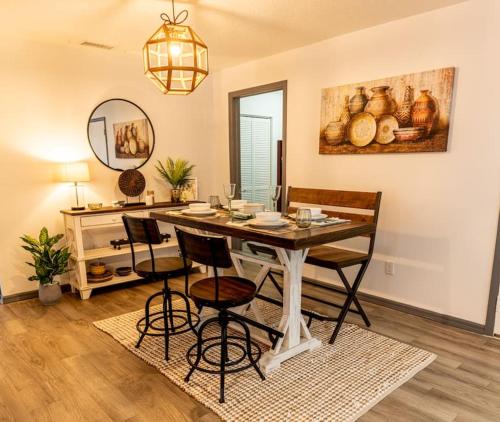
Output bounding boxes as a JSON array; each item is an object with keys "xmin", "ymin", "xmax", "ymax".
[{"xmin": 94, "ymin": 301, "xmax": 435, "ymax": 421}]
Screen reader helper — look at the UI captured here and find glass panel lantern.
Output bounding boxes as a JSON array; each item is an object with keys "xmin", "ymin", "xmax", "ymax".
[{"xmin": 143, "ymin": 19, "xmax": 208, "ymax": 95}]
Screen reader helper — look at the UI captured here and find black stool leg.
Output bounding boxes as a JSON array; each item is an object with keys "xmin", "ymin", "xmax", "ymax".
[
  {"xmin": 185, "ymin": 318, "xmax": 215, "ymax": 382},
  {"xmin": 170, "ymin": 290, "xmax": 199, "ymax": 333},
  {"xmin": 162, "ymin": 288, "xmax": 170, "ymax": 360},
  {"xmin": 219, "ymin": 311, "xmax": 228, "ymax": 403},
  {"xmin": 136, "ymin": 291, "xmax": 163, "ymax": 348},
  {"xmin": 165, "ymin": 283, "xmax": 175, "ymax": 333}
]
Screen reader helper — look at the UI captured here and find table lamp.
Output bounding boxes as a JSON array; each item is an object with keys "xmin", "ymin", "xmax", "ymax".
[{"xmin": 59, "ymin": 162, "xmax": 90, "ymax": 210}]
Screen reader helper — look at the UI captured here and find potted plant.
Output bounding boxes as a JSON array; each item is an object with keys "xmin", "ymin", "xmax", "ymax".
[
  {"xmin": 156, "ymin": 157, "xmax": 195, "ymax": 203},
  {"xmin": 21, "ymin": 227, "xmax": 71, "ymax": 305}
]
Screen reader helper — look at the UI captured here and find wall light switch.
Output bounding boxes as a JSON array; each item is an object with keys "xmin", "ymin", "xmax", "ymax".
[{"xmin": 385, "ymin": 261, "xmax": 396, "ymax": 276}]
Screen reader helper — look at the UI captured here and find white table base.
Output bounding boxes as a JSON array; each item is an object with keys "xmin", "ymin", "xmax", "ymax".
[{"xmin": 231, "ymin": 246, "xmax": 322, "ymax": 374}]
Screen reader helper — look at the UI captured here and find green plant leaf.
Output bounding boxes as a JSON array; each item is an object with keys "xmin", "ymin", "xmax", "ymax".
[
  {"xmin": 21, "ymin": 228, "xmax": 70, "ymax": 283},
  {"xmin": 39, "ymin": 227, "xmax": 49, "ymax": 244},
  {"xmin": 155, "ymin": 157, "xmax": 195, "ymax": 189}
]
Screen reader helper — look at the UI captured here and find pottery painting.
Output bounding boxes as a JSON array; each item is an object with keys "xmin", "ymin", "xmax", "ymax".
[
  {"xmin": 113, "ymin": 118, "xmax": 150, "ymax": 159},
  {"xmin": 319, "ymin": 67, "xmax": 455, "ymax": 154}
]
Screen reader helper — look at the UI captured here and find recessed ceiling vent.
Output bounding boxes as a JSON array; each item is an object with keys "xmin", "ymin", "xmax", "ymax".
[{"xmin": 80, "ymin": 41, "xmax": 114, "ymax": 50}]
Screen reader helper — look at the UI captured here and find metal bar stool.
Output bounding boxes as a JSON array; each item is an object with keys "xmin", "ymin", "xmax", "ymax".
[
  {"xmin": 175, "ymin": 227, "xmax": 265, "ymax": 403},
  {"xmin": 122, "ymin": 215, "xmax": 199, "ymax": 361}
]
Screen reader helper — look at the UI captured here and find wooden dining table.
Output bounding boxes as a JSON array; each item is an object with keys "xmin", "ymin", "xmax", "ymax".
[{"xmin": 151, "ymin": 209, "xmax": 376, "ymax": 374}]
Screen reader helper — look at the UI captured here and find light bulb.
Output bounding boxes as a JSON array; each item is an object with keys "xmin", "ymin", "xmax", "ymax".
[{"xmin": 170, "ymin": 43, "xmax": 181, "ymax": 56}]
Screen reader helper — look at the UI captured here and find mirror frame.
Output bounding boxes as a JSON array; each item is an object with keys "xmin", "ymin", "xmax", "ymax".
[{"xmin": 87, "ymin": 98, "xmax": 156, "ymax": 171}]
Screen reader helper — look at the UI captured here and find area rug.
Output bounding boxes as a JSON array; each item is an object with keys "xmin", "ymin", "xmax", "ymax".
[{"xmin": 94, "ymin": 301, "xmax": 436, "ymax": 421}]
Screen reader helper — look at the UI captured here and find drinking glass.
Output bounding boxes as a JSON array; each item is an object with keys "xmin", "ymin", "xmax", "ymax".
[
  {"xmin": 208, "ymin": 195, "xmax": 221, "ymax": 209},
  {"xmin": 223, "ymin": 183, "xmax": 236, "ymax": 214},
  {"xmin": 296, "ymin": 207, "xmax": 312, "ymax": 228},
  {"xmin": 269, "ymin": 185, "xmax": 282, "ymax": 212}
]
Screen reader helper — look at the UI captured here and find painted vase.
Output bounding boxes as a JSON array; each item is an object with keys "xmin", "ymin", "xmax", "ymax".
[
  {"xmin": 388, "ymin": 88, "xmax": 398, "ymax": 114},
  {"xmin": 394, "ymin": 85, "xmax": 414, "ymax": 127},
  {"xmin": 411, "ymin": 89, "xmax": 439, "ymax": 136},
  {"xmin": 339, "ymin": 95, "xmax": 351, "ymax": 126},
  {"xmin": 324, "ymin": 121, "xmax": 345, "ymax": 145},
  {"xmin": 364, "ymin": 86, "xmax": 393, "ymax": 119},
  {"xmin": 349, "ymin": 87, "xmax": 368, "ymax": 115}
]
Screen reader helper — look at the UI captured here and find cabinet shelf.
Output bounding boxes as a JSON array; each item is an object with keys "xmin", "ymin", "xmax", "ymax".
[
  {"xmin": 86, "ymin": 272, "xmax": 141, "ymax": 288},
  {"xmin": 72, "ymin": 240, "xmax": 179, "ymax": 262}
]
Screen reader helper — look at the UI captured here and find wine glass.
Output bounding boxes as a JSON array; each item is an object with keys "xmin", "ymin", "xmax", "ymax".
[
  {"xmin": 223, "ymin": 183, "xmax": 236, "ymax": 214},
  {"xmin": 269, "ymin": 185, "xmax": 282, "ymax": 212}
]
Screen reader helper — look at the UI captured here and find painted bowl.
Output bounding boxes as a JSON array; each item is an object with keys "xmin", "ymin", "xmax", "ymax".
[
  {"xmin": 393, "ymin": 127, "xmax": 426, "ymax": 142},
  {"xmin": 89, "ymin": 262, "xmax": 107, "ymax": 276}
]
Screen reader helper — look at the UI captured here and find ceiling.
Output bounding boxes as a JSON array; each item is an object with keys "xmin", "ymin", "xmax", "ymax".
[{"xmin": 1, "ymin": 0, "xmax": 467, "ymax": 70}]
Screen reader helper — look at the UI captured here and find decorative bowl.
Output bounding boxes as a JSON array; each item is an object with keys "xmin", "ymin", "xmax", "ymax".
[
  {"xmin": 393, "ymin": 127, "xmax": 426, "ymax": 142},
  {"xmin": 347, "ymin": 112, "xmax": 377, "ymax": 147},
  {"xmin": 88, "ymin": 203, "xmax": 103, "ymax": 210},
  {"xmin": 89, "ymin": 262, "xmax": 106, "ymax": 276},
  {"xmin": 115, "ymin": 266, "xmax": 132, "ymax": 277}
]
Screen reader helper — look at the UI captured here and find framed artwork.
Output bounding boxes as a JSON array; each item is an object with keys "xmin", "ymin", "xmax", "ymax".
[
  {"xmin": 319, "ymin": 67, "xmax": 455, "ymax": 154},
  {"xmin": 113, "ymin": 118, "xmax": 150, "ymax": 159},
  {"xmin": 182, "ymin": 177, "xmax": 198, "ymax": 201}
]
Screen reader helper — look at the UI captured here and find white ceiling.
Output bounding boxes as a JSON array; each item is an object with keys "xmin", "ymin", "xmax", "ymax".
[{"xmin": 1, "ymin": 0, "xmax": 467, "ymax": 70}]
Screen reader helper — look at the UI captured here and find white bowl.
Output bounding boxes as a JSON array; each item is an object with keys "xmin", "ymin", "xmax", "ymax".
[
  {"xmin": 231, "ymin": 199, "xmax": 247, "ymax": 207},
  {"xmin": 189, "ymin": 202, "xmax": 210, "ymax": 210},
  {"xmin": 255, "ymin": 211, "xmax": 281, "ymax": 222},
  {"xmin": 308, "ymin": 207, "xmax": 322, "ymax": 215}
]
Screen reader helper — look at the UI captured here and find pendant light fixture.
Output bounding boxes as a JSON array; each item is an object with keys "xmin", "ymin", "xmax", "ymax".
[{"xmin": 143, "ymin": 0, "xmax": 208, "ymax": 95}]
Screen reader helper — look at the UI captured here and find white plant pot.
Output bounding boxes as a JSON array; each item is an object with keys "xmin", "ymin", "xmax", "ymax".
[{"xmin": 38, "ymin": 283, "xmax": 62, "ymax": 305}]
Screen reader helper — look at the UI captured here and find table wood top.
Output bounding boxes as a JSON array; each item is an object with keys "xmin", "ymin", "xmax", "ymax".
[{"xmin": 150, "ymin": 211, "xmax": 376, "ymax": 250}]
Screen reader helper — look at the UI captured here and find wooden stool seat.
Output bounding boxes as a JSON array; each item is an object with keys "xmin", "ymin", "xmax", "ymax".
[
  {"xmin": 135, "ymin": 257, "xmax": 191, "ymax": 279},
  {"xmin": 306, "ymin": 246, "xmax": 369, "ymax": 269},
  {"xmin": 190, "ymin": 276, "xmax": 256, "ymax": 308}
]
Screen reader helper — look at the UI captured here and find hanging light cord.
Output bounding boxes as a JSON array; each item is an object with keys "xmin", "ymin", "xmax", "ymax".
[{"xmin": 160, "ymin": 0, "xmax": 189, "ymax": 24}]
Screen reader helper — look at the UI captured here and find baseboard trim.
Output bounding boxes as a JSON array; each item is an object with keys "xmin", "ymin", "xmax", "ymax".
[
  {"xmin": 356, "ymin": 290, "xmax": 485, "ymax": 335},
  {"xmin": 302, "ymin": 276, "xmax": 486, "ymax": 335},
  {"xmin": 0, "ymin": 284, "xmax": 72, "ymax": 304}
]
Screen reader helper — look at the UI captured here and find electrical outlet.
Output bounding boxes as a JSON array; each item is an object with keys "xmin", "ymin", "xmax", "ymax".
[{"xmin": 385, "ymin": 261, "xmax": 396, "ymax": 276}]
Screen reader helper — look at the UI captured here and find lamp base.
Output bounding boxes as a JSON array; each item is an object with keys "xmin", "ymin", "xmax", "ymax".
[{"xmin": 71, "ymin": 206, "xmax": 85, "ymax": 211}]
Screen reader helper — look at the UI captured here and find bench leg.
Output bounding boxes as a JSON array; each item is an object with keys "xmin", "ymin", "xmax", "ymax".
[{"xmin": 329, "ymin": 262, "xmax": 369, "ymax": 345}]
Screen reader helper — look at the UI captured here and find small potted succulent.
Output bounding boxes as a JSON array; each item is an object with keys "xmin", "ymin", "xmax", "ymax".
[
  {"xmin": 156, "ymin": 157, "xmax": 195, "ymax": 203},
  {"xmin": 21, "ymin": 227, "xmax": 71, "ymax": 305}
]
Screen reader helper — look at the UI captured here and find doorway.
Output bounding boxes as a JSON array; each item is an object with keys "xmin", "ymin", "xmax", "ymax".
[{"xmin": 228, "ymin": 81, "xmax": 287, "ymax": 210}]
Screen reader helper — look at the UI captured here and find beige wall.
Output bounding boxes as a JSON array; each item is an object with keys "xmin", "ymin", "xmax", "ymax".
[
  {"xmin": 0, "ymin": 39, "xmax": 213, "ymax": 297},
  {"xmin": 209, "ymin": 0, "xmax": 500, "ymax": 324}
]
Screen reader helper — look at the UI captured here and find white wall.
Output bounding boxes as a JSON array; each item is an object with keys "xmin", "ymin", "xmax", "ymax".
[
  {"xmin": 210, "ymin": 0, "xmax": 500, "ymax": 324},
  {"xmin": 0, "ymin": 38, "xmax": 213, "ymax": 297},
  {"xmin": 240, "ymin": 91, "xmax": 283, "ymax": 187}
]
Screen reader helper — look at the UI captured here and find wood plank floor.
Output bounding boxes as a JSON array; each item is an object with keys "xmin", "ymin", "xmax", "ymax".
[{"xmin": 1, "ymin": 271, "xmax": 499, "ymax": 421}]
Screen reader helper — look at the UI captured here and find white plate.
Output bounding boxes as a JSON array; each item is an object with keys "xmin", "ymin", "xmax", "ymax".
[
  {"xmin": 288, "ymin": 213, "xmax": 328, "ymax": 221},
  {"xmin": 248, "ymin": 218, "xmax": 289, "ymax": 228},
  {"xmin": 181, "ymin": 209, "xmax": 217, "ymax": 216}
]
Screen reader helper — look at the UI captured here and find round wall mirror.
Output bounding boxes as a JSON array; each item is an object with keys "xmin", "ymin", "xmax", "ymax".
[{"xmin": 87, "ymin": 99, "xmax": 155, "ymax": 171}]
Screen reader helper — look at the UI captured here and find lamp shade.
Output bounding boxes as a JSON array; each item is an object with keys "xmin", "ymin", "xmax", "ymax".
[{"xmin": 59, "ymin": 162, "xmax": 90, "ymax": 183}]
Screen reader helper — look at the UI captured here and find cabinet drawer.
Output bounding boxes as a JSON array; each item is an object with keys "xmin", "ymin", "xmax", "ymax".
[{"xmin": 81, "ymin": 211, "xmax": 144, "ymax": 227}]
